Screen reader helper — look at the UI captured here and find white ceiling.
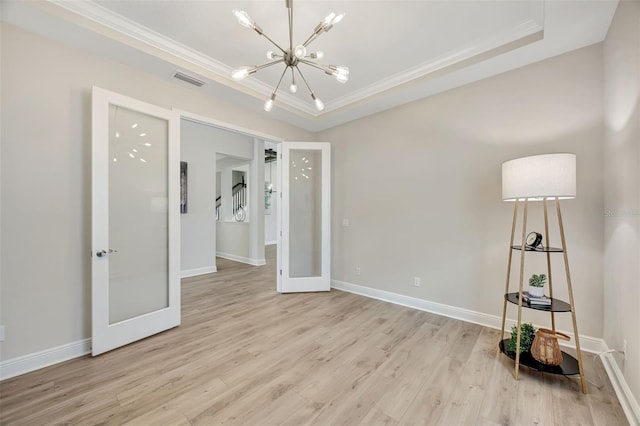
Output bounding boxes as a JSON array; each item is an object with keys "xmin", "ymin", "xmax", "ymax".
[{"xmin": 2, "ymin": 0, "xmax": 618, "ymax": 132}]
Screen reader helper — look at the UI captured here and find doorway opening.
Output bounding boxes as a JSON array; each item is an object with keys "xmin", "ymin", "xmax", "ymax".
[{"xmin": 178, "ymin": 113, "xmax": 281, "ymax": 283}]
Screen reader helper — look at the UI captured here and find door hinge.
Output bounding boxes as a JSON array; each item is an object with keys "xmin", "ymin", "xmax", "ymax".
[
  {"xmin": 280, "ymin": 230, "xmax": 282, "ymax": 236},
  {"xmin": 280, "ymin": 269, "xmax": 282, "ymax": 275}
]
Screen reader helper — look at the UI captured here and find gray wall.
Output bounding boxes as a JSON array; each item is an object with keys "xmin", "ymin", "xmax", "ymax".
[
  {"xmin": 603, "ymin": 0, "xmax": 640, "ymax": 407},
  {"xmin": 319, "ymin": 44, "xmax": 606, "ymax": 339},
  {"xmin": 0, "ymin": 23, "xmax": 313, "ymax": 362},
  {"xmin": 180, "ymin": 120, "xmax": 257, "ymax": 275},
  {"xmin": 180, "ymin": 123, "xmax": 218, "ymax": 276},
  {"xmin": 216, "ymin": 223, "xmax": 250, "ymax": 259}
]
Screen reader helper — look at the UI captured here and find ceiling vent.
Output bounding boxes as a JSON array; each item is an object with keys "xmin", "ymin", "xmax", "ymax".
[{"xmin": 172, "ymin": 71, "xmax": 206, "ymax": 87}]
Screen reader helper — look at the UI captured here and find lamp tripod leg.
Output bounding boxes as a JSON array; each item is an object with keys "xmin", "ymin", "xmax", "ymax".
[
  {"xmin": 556, "ymin": 199, "xmax": 587, "ymax": 394},
  {"xmin": 543, "ymin": 199, "xmax": 556, "ymax": 333},
  {"xmin": 500, "ymin": 201, "xmax": 519, "ymax": 343},
  {"xmin": 514, "ymin": 200, "xmax": 528, "ymax": 380}
]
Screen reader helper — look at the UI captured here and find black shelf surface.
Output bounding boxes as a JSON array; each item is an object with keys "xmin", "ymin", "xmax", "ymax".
[
  {"xmin": 505, "ymin": 293, "xmax": 572, "ymax": 312},
  {"xmin": 499, "ymin": 339, "xmax": 580, "ymax": 376},
  {"xmin": 512, "ymin": 245, "xmax": 563, "ymax": 253}
]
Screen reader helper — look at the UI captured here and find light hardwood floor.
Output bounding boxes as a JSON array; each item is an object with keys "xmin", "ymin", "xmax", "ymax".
[{"xmin": 0, "ymin": 246, "xmax": 627, "ymax": 425}]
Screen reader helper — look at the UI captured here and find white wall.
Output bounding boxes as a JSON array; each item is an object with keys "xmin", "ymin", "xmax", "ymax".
[
  {"xmin": 0, "ymin": 23, "xmax": 314, "ymax": 363},
  {"xmin": 180, "ymin": 122, "xmax": 218, "ymax": 277},
  {"xmin": 318, "ymin": 44, "xmax": 605, "ymax": 339},
  {"xmin": 180, "ymin": 119, "xmax": 258, "ymax": 277},
  {"xmin": 216, "ymin": 223, "xmax": 250, "ymax": 261},
  {"xmin": 603, "ymin": 0, "xmax": 640, "ymax": 410}
]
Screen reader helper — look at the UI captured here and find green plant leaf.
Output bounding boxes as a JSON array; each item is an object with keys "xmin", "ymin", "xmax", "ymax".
[{"xmin": 507, "ymin": 323, "xmax": 537, "ymax": 353}]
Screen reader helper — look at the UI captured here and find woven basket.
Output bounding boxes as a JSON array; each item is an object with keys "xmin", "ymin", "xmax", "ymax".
[{"xmin": 531, "ymin": 328, "xmax": 570, "ymax": 366}]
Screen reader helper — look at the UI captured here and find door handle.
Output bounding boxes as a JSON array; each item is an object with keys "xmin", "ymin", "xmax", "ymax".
[{"xmin": 96, "ymin": 249, "xmax": 117, "ymax": 257}]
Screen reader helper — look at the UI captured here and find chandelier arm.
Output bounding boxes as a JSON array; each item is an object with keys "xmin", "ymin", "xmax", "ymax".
[
  {"xmin": 254, "ymin": 59, "xmax": 285, "ymax": 72},
  {"xmin": 272, "ymin": 66, "xmax": 289, "ymax": 94},
  {"xmin": 302, "ymin": 31, "xmax": 322, "ymax": 48},
  {"xmin": 295, "ymin": 65, "xmax": 315, "ymax": 96},
  {"xmin": 259, "ymin": 33, "xmax": 287, "ymax": 54},
  {"xmin": 298, "ymin": 59, "xmax": 331, "ymax": 74}
]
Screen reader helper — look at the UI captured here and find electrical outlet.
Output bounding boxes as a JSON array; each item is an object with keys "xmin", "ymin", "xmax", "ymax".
[
  {"xmin": 342, "ymin": 218, "xmax": 350, "ymax": 227},
  {"xmin": 355, "ymin": 267, "xmax": 361, "ymax": 276},
  {"xmin": 623, "ymin": 339, "xmax": 628, "ymax": 361},
  {"xmin": 414, "ymin": 277, "xmax": 421, "ymax": 287},
  {"xmin": 0, "ymin": 326, "xmax": 4, "ymax": 342}
]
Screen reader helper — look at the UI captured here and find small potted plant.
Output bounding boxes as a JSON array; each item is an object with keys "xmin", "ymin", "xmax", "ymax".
[
  {"xmin": 507, "ymin": 322, "xmax": 537, "ymax": 353},
  {"xmin": 529, "ymin": 273, "xmax": 547, "ymax": 297}
]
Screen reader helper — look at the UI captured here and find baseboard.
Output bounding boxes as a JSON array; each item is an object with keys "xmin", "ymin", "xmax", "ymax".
[
  {"xmin": 331, "ymin": 280, "xmax": 603, "ymax": 353},
  {"xmin": 0, "ymin": 338, "xmax": 91, "ymax": 381},
  {"xmin": 180, "ymin": 266, "xmax": 217, "ymax": 278},
  {"xmin": 216, "ymin": 252, "xmax": 266, "ymax": 266},
  {"xmin": 265, "ymin": 240, "xmax": 277, "ymax": 246},
  {"xmin": 600, "ymin": 345, "xmax": 640, "ymax": 426}
]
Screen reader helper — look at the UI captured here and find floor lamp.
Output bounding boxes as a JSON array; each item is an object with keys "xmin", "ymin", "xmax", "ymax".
[{"xmin": 500, "ymin": 153, "xmax": 587, "ymax": 394}]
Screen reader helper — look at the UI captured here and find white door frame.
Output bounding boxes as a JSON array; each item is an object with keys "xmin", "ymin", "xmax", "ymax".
[{"xmin": 91, "ymin": 86, "xmax": 181, "ymax": 356}]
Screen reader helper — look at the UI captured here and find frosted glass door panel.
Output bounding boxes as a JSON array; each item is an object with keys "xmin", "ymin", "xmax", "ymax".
[
  {"xmin": 289, "ymin": 149, "xmax": 322, "ymax": 278},
  {"xmin": 278, "ymin": 142, "xmax": 330, "ymax": 293},
  {"xmin": 108, "ymin": 105, "xmax": 169, "ymax": 324}
]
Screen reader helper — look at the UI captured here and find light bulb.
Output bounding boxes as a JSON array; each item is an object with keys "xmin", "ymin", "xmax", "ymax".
[
  {"xmin": 333, "ymin": 66, "xmax": 349, "ymax": 76},
  {"xmin": 289, "ymin": 83, "xmax": 298, "ymax": 93},
  {"xmin": 334, "ymin": 73, "xmax": 348, "ymax": 83},
  {"xmin": 266, "ymin": 51, "xmax": 275, "ymax": 60},
  {"xmin": 322, "ymin": 11, "xmax": 344, "ymax": 31},
  {"xmin": 294, "ymin": 45, "xmax": 307, "ymax": 59},
  {"xmin": 233, "ymin": 10, "xmax": 254, "ymax": 29},
  {"xmin": 332, "ymin": 12, "xmax": 345, "ymax": 25},
  {"xmin": 314, "ymin": 97, "xmax": 324, "ymax": 111},
  {"xmin": 264, "ymin": 94, "xmax": 276, "ymax": 112},
  {"xmin": 323, "ymin": 12, "xmax": 336, "ymax": 25},
  {"xmin": 232, "ymin": 67, "xmax": 250, "ymax": 81},
  {"xmin": 310, "ymin": 51, "xmax": 324, "ymax": 59}
]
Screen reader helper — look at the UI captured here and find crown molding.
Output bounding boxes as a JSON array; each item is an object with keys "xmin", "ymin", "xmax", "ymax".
[
  {"xmin": 47, "ymin": 0, "xmax": 318, "ymax": 116},
  {"xmin": 323, "ymin": 16, "xmax": 544, "ymax": 113},
  {"xmin": 47, "ymin": 0, "xmax": 543, "ymax": 118}
]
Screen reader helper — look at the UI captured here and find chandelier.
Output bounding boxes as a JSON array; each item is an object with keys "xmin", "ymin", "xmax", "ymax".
[{"xmin": 231, "ymin": 0, "xmax": 348, "ymax": 112}]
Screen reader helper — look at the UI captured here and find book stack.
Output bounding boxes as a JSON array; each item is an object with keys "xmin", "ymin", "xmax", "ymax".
[{"xmin": 522, "ymin": 291, "xmax": 552, "ymax": 306}]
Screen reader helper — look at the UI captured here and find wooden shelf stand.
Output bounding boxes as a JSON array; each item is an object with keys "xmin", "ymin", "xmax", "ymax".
[{"xmin": 499, "ymin": 197, "xmax": 587, "ymax": 394}]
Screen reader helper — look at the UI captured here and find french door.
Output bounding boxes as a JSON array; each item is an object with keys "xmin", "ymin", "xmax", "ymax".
[
  {"xmin": 91, "ymin": 87, "xmax": 180, "ymax": 355},
  {"xmin": 278, "ymin": 142, "xmax": 331, "ymax": 293}
]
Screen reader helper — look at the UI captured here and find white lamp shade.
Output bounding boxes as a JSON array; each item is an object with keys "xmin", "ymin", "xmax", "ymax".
[{"xmin": 502, "ymin": 153, "xmax": 576, "ymax": 201}]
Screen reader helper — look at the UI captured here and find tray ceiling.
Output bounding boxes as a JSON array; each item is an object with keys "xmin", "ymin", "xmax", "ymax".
[{"xmin": 1, "ymin": 0, "xmax": 618, "ymax": 131}]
